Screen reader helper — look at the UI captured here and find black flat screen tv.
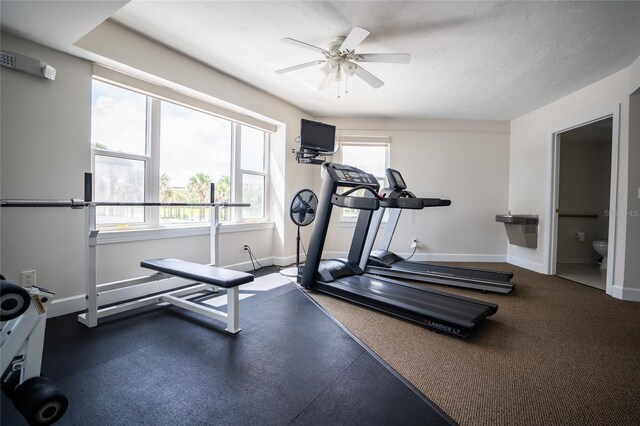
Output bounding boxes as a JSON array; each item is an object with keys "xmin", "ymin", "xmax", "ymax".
[{"xmin": 300, "ymin": 119, "xmax": 336, "ymax": 153}]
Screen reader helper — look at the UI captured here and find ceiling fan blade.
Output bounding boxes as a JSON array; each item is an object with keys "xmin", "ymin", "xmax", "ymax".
[
  {"xmin": 282, "ymin": 37, "xmax": 328, "ymax": 55},
  {"xmin": 354, "ymin": 53, "xmax": 411, "ymax": 64},
  {"xmin": 340, "ymin": 27, "xmax": 370, "ymax": 51},
  {"xmin": 318, "ymin": 74, "xmax": 332, "ymax": 91},
  {"xmin": 353, "ymin": 64, "xmax": 384, "ymax": 89},
  {"xmin": 275, "ymin": 60, "xmax": 326, "ymax": 74}
]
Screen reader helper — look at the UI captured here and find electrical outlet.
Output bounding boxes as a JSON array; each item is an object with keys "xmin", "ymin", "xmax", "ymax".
[
  {"xmin": 243, "ymin": 243, "xmax": 250, "ymax": 252},
  {"xmin": 410, "ymin": 237, "xmax": 418, "ymax": 249},
  {"xmin": 21, "ymin": 270, "xmax": 36, "ymax": 287}
]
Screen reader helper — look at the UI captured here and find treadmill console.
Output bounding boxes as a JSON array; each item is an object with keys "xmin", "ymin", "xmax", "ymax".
[
  {"xmin": 386, "ymin": 168, "xmax": 407, "ymax": 191},
  {"xmin": 326, "ymin": 163, "xmax": 379, "ymax": 188}
]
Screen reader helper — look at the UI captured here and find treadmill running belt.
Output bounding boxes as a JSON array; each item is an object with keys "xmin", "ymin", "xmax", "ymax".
[{"xmin": 396, "ymin": 261, "xmax": 513, "ymax": 282}]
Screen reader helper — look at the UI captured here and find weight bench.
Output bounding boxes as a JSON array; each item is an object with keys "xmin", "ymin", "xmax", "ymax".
[{"xmin": 140, "ymin": 258, "xmax": 253, "ymax": 334}]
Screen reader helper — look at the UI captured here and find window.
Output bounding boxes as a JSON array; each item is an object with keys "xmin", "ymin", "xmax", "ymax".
[
  {"xmin": 91, "ymin": 78, "xmax": 270, "ymax": 229},
  {"xmin": 91, "ymin": 81, "xmax": 148, "ymax": 225},
  {"xmin": 238, "ymin": 126, "xmax": 268, "ymax": 220},
  {"xmin": 339, "ymin": 141, "xmax": 390, "ymax": 219},
  {"xmin": 159, "ymin": 101, "xmax": 232, "ymax": 224}
]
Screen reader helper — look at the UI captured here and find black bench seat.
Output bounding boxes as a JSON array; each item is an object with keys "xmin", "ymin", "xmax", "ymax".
[
  {"xmin": 141, "ymin": 258, "xmax": 253, "ymax": 288},
  {"xmin": 138, "ymin": 258, "xmax": 253, "ymax": 333}
]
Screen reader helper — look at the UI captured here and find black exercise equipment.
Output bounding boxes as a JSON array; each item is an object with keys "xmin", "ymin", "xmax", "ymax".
[
  {"xmin": 361, "ymin": 168, "xmax": 514, "ymax": 294},
  {"xmin": 12, "ymin": 377, "xmax": 69, "ymax": 425},
  {"xmin": 1, "ymin": 280, "xmax": 68, "ymax": 425},
  {"xmin": 1, "ymin": 281, "xmax": 31, "ymax": 321},
  {"xmin": 300, "ymin": 163, "xmax": 497, "ymax": 337}
]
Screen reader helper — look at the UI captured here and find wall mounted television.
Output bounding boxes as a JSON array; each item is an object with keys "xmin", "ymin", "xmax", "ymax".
[{"xmin": 300, "ymin": 119, "xmax": 336, "ymax": 153}]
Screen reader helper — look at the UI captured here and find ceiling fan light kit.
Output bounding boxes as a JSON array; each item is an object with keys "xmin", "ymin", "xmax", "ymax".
[{"xmin": 276, "ymin": 27, "xmax": 410, "ymax": 96}]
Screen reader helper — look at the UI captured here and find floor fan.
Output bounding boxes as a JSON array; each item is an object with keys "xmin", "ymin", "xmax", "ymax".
[{"xmin": 280, "ymin": 189, "xmax": 318, "ymax": 281}]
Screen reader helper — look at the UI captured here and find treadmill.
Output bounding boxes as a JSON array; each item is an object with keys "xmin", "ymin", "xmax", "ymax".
[
  {"xmin": 360, "ymin": 168, "xmax": 514, "ymax": 294},
  {"xmin": 300, "ymin": 162, "xmax": 497, "ymax": 338}
]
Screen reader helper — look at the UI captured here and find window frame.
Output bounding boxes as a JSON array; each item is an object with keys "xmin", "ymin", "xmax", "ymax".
[
  {"xmin": 232, "ymin": 124, "xmax": 270, "ymax": 222},
  {"xmin": 337, "ymin": 140, "xmax": 390, "ymax": 223},
  {"xmin": 91, "ymin": 77, "xmax": 271, "ymax": 232}
]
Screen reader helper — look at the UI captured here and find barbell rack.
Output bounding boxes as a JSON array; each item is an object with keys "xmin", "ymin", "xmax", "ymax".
[{"xmin": 1, "ymin": 173, "xmax": 251, "ymax": 327}]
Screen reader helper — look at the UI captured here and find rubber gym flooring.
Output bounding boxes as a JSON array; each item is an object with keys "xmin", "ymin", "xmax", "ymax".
[{"xmin": 1, "ymin": 268, "xmax": 453, "ymax": 425}]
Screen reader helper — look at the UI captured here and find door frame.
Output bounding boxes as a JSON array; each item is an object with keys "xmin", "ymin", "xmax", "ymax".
[{"xmin": 546, "ymin": 104, "xmax": 620, "ymax": 295}]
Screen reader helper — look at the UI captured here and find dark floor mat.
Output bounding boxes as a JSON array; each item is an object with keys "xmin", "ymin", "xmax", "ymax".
[{"xmin": 1, "ymin": 275, "xmax": 452, "ymax": 425}]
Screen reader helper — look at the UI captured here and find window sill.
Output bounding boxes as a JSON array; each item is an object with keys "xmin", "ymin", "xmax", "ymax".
[{"xmin": 97, "ymin": 221, "xmax": 274, "ymax": 244}]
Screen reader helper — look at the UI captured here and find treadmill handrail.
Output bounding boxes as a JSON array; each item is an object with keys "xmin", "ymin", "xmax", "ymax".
[
  {"xmin": 332, "ymin": 194, "xmax": 380, "ymax": 210},
  {"xmin": 421, "ymin": 198, "xmax": 451, "ymax": 207},
  {"xmin": 379, "ymin": 197, "xmax": 423, "ymax": 209},
  {"xmin": 340, "ymin": 185, "xmax": 381, "ymax": 198}
]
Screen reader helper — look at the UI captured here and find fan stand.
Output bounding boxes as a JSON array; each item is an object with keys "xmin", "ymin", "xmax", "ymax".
[
  {"xmin": 279, "ymin": 225, "xmax": 304, "ymax": 281},
  {"xmin": 280, "ymin": 188, "xmax": 317, "ymax": 282}
]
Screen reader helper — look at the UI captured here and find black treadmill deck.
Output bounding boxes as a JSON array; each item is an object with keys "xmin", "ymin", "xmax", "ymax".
[{"xmin": 316, "ymin": 275, "xmax": 497, "ymax": 337}]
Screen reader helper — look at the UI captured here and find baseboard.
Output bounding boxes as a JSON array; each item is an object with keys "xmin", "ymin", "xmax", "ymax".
[
  {"xmin": 506, "ymin": 255, "xmax": 547, "ymax": 274},
  {"xmin": 49, "ymin": 294, "xmax": 87, "ymax": 318},
  {"xmin": 323, "ymin": 251, "xmax": 506, "ymax": 263},
  {"xmin": 611, "ymin": 285, "xmax": 640, "ymax": 302},
  {"xmin": 49, "ymin": 257, "xmax": 287, "ymax": 319},
  {"xmin": 49, "ymin": 275, "xmax": 194, "ymax": 318},
  {"xmin": 271, "ymin": 254, "xmax": 305, "ymax": 267},
  {"xmin": 48, "ymin": 251, "xmax": 513, "ymax": 319},
  {"xmin": 224, "ymin": 254, "xmax": 304, "ymax": 270},
  {"xmin": 225, "ymin": 257, "xmax": 274, "ymax": 272}
]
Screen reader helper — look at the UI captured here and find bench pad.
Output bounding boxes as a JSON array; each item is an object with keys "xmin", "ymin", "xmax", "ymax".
[{"xmin": 141, "ymin": 258, "xmax": 254, "ymax": 288}]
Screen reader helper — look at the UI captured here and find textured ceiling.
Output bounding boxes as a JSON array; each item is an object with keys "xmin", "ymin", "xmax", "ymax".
[
  {"xmin": 110, "ymin": 1, "xmax": 640, "ymax": 120},
  {"xmin": 2, "ymin": 1, "xmax": 640, "ymax": 121}
]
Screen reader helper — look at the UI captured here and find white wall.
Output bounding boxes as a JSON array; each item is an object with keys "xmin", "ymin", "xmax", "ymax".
[
  {"xmin": 312, "ymin": 118, "xmax": 510, "ymax": 261},
  {"xmin": 508, "ymin": 57, "xmax": 640, "ymax": 298},
  {"xmin": 0, "ymin": 31, "xmax": 312, "ymax": 309}
]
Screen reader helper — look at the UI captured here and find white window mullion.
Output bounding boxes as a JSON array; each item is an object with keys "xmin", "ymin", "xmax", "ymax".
[
  {"xmin": 231, "ymin": 123, "xmax": 242, "ymax": 221},
  {"xmin": 263, "ymin": 133, "xmax": 270, "ymax": 220},
  {"xmin": 91, "ymin": 149, "xmax": 149, "ymax": 162},
  {"xmin": 147, "ymin": 98, "xmax": 161, "ymax": 227}
]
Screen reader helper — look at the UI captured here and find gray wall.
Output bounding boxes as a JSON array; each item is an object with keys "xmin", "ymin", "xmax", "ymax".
[
  {"xmin": 557, "ymin": 127, "xmax": 612, "ymax": 263},
  {"xmin": 625, "ymin": 92, "xmax": 640, "ymax": 286},
  {"xmin": 1, "ymin": 33, "xmax": 92, "ymax": 298}
]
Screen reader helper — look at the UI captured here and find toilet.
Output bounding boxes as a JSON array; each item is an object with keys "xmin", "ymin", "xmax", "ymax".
[{"xmin": 592, "ymin": 240, "xmax": 608, "ymax": 270}]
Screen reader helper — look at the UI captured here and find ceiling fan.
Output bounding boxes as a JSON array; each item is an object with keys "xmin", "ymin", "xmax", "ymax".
[{"xmin": 275, "ymin": 27, "xmax": 410, "ymax": 92}]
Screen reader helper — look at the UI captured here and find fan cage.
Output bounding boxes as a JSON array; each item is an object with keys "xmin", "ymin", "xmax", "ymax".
[{"xmin": 289, "ymin": 189, "xmax": 318, "ymax": 227}]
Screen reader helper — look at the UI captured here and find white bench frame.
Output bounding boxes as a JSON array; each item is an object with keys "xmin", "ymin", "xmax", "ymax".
[{"xmin": 77, "ymin": 204, "xmax": 243, "ymax": 333}]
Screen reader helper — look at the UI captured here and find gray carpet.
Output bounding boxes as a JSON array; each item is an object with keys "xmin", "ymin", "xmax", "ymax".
[{"xmin": 307, "ymin": 263, "xmax": 640, "ymax": 426}]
